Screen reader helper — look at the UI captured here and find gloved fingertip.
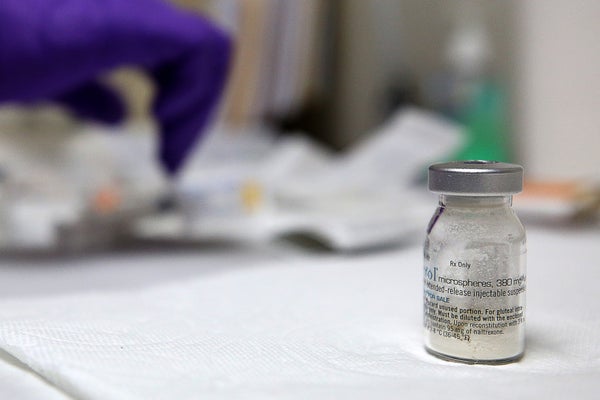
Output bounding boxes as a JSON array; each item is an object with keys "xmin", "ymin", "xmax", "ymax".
[
  {"xmin": 55, "ymin": 81, "xmax": 126, "ymax": 125},
  {"xmin": 153, "ymin": 14, "xmax": 234, "ymax": 176},
  {"xmin": 159, "ymin": 148, "xmax": 183, "ymax": 177}
]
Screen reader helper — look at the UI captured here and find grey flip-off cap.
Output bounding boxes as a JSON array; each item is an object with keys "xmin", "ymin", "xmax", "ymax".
[{"xmin": 428, "ymin": 160, "xmax": 523, "ymax": 195}]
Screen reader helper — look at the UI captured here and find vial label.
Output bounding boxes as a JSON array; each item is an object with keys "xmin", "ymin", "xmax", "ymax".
[{"xmin": 423, "ymin": 251, "xmax": 526, "ymax": 361}]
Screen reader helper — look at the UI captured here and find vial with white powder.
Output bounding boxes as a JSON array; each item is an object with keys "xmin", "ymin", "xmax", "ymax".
[{"xmin": 423, "ymin": 160, "xmax": 526, "ymax": 364}]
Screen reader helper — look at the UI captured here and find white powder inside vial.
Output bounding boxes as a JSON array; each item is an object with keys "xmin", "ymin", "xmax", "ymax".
[{"xmin": 424, "ymin": 204, "xmax": 526, "ymax": 362}]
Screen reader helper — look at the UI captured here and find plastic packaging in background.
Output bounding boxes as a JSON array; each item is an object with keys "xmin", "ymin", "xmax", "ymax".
[
  {"xmin": 137, "ymin": 108, "xmax": 464, "ymax": 251},
  {"xmin": 0, "ymin": 107, "xmax": 463, "ymax": 253},
  {"xmin": 0, "ymin": 136, "xmax": 83, "ymax": 251},
  {"xmin": 514, "ymin": 180, "xmax": 600, "ymax": 225},
  {"xmin": 0, "ymin": 122, "xmax": 167, "ymax": 253}
]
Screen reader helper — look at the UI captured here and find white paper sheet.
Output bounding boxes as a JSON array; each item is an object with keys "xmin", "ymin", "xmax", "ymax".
[{"xmin": 0, "ymin": 227, "xmax": 598, "ymax": 399}]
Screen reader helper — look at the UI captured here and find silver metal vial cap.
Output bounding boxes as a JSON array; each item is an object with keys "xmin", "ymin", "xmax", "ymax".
[{"xmin": 428, "ymin": 160, "xmax": 523, "ymax": 196}]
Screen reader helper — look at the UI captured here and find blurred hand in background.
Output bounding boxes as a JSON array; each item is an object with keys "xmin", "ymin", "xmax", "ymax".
[{"xmin": 0, "ymin": 0, "xmax": 231, "ymax": 175}]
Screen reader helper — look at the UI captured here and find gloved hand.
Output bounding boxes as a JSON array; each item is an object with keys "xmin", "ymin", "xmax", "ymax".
[{"xmin": 0, "ymin": 0, "xmax": 232, "ymax": 175}]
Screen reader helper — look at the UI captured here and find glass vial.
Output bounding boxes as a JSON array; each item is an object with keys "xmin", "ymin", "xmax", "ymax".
[{"xmin": 423, "ymin": 161, "xmax": 526, "ymax": 364}]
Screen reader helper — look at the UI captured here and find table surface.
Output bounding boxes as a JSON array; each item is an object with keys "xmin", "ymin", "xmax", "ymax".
[{"xmin": 0, "ymin": 225, "xmax": 598, "ymax": 399}]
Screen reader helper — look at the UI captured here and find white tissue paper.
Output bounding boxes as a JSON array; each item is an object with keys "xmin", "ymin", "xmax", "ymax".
[{"xmin": 0, "ymin": 228, "xmax": 598, "ymax": 399}]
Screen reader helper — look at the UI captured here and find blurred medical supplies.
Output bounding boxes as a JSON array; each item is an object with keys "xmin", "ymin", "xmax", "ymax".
[
  {"xmin": 0, "ymin": 107, "xmax": 461, "ymax": 253},
  {"xmin": 0, "ymin": 120, "xmax": 166, "ymax": 253},
  {"xmin": 514, "ymin": 180, "xmax": 600, "ymax": 225},
  {"xmin": 137, "ymin": 108, "xmax": 463, "ymax": 251}
]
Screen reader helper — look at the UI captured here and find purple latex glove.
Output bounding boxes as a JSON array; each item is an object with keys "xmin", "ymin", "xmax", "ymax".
[{"xmin": 0, "ymin": 0, "xmax": 232, "ymax": 175}]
